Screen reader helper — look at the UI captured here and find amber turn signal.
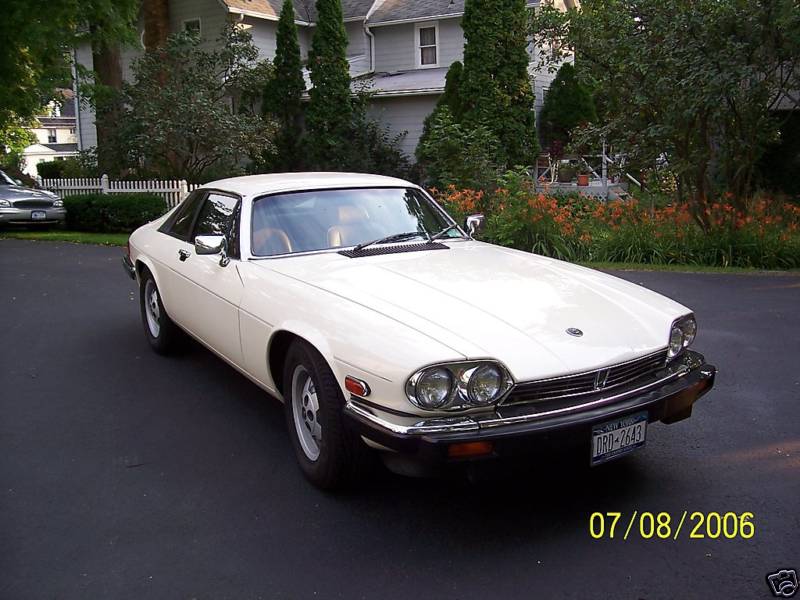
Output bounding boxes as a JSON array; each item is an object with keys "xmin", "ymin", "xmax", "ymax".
[
  {"xmin": 447, "ymin": 441, "xmax": 494, "ymax": 458},
  {"xmin": 345, "ymin": 376, "xmax": 370, "ymax": 397}
]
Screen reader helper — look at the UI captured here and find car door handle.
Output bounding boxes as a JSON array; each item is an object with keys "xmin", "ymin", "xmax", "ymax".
[{"xmin": 178, "ymin": 249, "xmax": 191, "ymax": 262}]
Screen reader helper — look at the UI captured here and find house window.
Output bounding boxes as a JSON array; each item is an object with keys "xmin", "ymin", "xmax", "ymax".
[
  {"xmin": 183, "ymin": 18, "xmax": 201, "ymax": 36},
  {"xmin": 415, "ymin": 22, "xmax": 438, "ymax": 68},
  {"xmin": 47, "ymin": 129, "xmax": 57, "ymax": 143}
]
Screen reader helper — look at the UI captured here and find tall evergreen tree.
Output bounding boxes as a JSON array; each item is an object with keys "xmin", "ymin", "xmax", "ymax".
[
  {"xmin": 263, "ymin": 0, "xmax": 306, "ymax": 170},
  {"xmin": 460, "ymin": 0, "xmax": 539, "ymax": 166},
  {"xmin": 538, "ymin": 62, "xmax": 597, "ymax": 150},
  {"xmin": 306, "ymin": 0, "xmax": 352, "ymax": 169},
  {"xmin": 416, "ymin": 61, "xmax": 464, "ymax": 166}
]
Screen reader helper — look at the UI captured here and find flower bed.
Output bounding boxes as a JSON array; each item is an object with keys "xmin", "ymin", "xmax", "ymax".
[{"xmin": 433, "ymin": 174, "xmax": 800, "ymax": 269}]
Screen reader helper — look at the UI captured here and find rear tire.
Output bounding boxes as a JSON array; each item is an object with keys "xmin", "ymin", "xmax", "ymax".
[
  {"xmin": 282, "ymin": 340, "xmax": 372, "ymax": 490},
  {"xmin": 139, "ymin": 268, "xmax": 179, "ymax": 355}
]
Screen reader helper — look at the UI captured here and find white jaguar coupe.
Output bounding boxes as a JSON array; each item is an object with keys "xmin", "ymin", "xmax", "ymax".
[{"xmin": 123, "ymin": 173, "xmax": 716, "ymax": 489}]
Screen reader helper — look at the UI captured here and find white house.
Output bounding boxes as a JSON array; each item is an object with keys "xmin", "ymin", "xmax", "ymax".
[
  {"xmin": 22, "ymin": 94, "xmax": 79, "ymax": 177},
  {"xmin": 74, "ymin": 0, "xmax": 567, "ymax": 159}
]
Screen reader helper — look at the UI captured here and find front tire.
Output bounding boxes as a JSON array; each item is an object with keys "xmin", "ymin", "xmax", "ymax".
[
  {"xmin": 139, "ymin": 269, "xmax": 179, "ymax": 355},
  {"xmin": 283, "ymin": 340, "xmax": 371, "ymax": 490}
]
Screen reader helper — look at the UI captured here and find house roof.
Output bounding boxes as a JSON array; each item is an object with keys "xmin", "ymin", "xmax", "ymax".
[
  {"xmin": 43, "ymin": 143, "xmax": 78, "ymax": 153},
  {"xmin": 368, "ymin": 0, "xmax": 538, "ymax": 25},
  {"xmin": 362, "ymin": 67, "xmax": 448, "ymax": 96},
  {"xmin": 220, "ymin": 0, "xmax": 374, "ymax": 23}
]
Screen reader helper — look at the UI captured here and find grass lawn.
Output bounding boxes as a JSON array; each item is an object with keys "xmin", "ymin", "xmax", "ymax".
[{"xmin": 0, "ymin": 229, "xmax": 129, "ymax": 246}]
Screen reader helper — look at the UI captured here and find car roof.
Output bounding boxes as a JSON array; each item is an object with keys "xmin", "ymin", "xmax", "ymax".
[{"xmin": 202, "ymin": 172, "xmax": 417, "ymax": 198}]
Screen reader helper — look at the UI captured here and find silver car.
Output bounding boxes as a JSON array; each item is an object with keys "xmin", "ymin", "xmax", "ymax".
[{"xmin": 0, "ymin": 170, "xmax": 66, "ymax": 226}]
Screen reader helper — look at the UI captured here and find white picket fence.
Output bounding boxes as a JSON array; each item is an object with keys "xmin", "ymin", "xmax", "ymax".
[{"xmin": 36, "ymin": 175, "xmax": 201, "ymax": 209}]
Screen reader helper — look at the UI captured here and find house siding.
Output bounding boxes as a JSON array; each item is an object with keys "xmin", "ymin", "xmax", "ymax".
[
  {"xmin": 373, "ymin": 17, "xmax": 463, "ymax": 73},
  {"xmin": 367, "ymin": 95, "xmax": 439, "ymax": 158}
]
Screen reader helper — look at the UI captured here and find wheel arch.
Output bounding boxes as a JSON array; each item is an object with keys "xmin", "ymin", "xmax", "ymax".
[{"xmin": 267, "ymin": 324, "xmax": 337, "ymax": 398}]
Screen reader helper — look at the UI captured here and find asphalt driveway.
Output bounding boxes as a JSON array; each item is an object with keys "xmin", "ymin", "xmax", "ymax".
[{"xmin": 1, "ymin": 239, "xmax": 798, "ymax": 599}]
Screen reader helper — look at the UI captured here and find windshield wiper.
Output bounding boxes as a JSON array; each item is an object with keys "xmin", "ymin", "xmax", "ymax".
[
  {"xmin": 429, "ymin": 224, "xmax": 463, "ymax": 241},
  {"xmin": 352, "ymin": 231, "xmax": 428, "ymax": 252}
]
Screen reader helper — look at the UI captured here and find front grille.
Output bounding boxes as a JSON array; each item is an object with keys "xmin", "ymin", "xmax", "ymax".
[
  {"xmin": 13, "ymin": 199, "xmax": 53, "ymax": 209},
  {"xmin": 339, "ymin": 242, "xmax": 449, "ymax": 258},
  {"xmin": 503, "ymin": 349, "xmax": 668, "ymax": 406}
]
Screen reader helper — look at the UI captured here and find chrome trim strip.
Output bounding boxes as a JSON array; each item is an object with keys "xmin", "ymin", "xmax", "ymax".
[{"xmin": 345, "ymin": 401, "xmax": 480, "ymax": 435}]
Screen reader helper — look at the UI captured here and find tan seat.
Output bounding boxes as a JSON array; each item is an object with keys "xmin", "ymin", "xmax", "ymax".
[
  {"xmin": 327, "ymin": 205, "xmax": 370, "ymax": 247},
  {"xmin": 252, "ymin": 227, "xmax": 293, "ymax": 255}
]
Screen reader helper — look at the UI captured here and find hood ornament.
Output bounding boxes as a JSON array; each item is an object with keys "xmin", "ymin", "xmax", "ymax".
[{"xmin": 566, "ymin": 327, "xmax": 583, "ymax": 337}]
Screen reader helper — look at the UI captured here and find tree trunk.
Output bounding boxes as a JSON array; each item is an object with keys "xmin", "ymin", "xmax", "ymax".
[
  {"xmin": 143, "ymin": 0, "xmax": 171, "ymax": 50},
  {"xmin": 92, "ymin": 39, "xmax": 123, "ymax": 171}
]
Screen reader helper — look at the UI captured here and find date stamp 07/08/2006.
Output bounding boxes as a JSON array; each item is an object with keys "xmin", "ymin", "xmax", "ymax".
[{"xmin": 588, "ymin": 511, "xmax": 755, "ymax": 541}]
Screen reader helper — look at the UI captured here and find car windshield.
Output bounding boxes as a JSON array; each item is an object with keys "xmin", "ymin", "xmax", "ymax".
[
  {"xmin": 250, "ymin": 187, "xmax": 461, "ymax": 257},
  {"xmin": 0, "ymin": 170, "xmax": 16, "ymax": 185}
]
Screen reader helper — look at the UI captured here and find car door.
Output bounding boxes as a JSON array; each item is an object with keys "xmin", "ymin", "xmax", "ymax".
[{"xmin": 157, "ymin": 190, "xmax": 245, "ymax": 365}]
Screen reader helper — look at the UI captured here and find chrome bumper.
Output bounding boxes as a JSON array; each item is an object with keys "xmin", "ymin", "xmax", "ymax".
[
  {"xmin": 344, "ymin": 351, "xmax": 716, "ymax": 455},
  {"xmin": 122, "ymin": 255, "xmax": 136, "ymax": 280}
]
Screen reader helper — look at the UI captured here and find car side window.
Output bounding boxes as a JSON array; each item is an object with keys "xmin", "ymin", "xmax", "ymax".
[
  {"xmin": 192, "ymin": 192, "xmax": 241, "ymax": 257},
  {"xmin": 162, "ymin": 190, "xmax": 206, "ymax": 240}
]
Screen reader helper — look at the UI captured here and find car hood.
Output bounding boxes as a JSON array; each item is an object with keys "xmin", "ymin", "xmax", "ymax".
[
  {"xmin": 0, "ymin": 185, "xmax": 55, "ymax": 201},
  {"xmin": 259, "ymin": 241, "xmax": 690, "ymax": 381}
]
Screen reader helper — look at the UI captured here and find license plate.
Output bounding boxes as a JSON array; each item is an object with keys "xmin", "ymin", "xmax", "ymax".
[
  {"xmin": 591, "ymin": 411, "xmax": 648, "ymax": 465},
  {"xmin": 31, "ymin": 211, "xmax": 46, "ymax": 220}
]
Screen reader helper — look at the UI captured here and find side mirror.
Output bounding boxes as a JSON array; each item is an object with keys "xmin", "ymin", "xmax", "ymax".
[
  {"xmin": 464, "ymin": 214, "xmax": 486, "ymax": 237},
  {"xmin": 194, "ymin": 235, "xmax": 230, "ymax": 267}
]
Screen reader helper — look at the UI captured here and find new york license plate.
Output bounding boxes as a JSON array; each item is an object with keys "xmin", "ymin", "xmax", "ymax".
[
  {"xmin": 31, "ymin": 211, "xmax": 46, "ymax": 220},
  {"xmin": 591, "ymin": 411, "xmax": 648, "ymax": 465}
]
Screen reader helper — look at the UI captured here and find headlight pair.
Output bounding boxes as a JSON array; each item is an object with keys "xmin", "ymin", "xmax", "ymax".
[
  {"xmin": 406, "ymin": 361, "xmax": 513, "ymax": 411},
  {"xmin": 668, "ymin": 314, "xmax": 697, "ymax": 359}
]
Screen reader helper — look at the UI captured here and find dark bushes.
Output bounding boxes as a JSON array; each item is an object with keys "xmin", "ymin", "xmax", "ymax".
[{"xmin": 64, "ymin": 193, "xmax": 166, "ymax": 232}]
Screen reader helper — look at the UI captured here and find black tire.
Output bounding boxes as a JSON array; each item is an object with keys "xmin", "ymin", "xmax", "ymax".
[
  {"xmin": 282, "ymin": 340, "xmax": 372, "ymax": 490},
  {"xmin": 139, "ymin": 268, "xmax": 179, "ymax": 355}
]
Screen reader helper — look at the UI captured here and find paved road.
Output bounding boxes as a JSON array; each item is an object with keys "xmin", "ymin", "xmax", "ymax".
[{"xmin": 1, "ymin": 239, "xmax": 798, "ymax": 599}]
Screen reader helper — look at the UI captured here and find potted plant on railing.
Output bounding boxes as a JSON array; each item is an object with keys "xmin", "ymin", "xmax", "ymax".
[{"xmin": 577, "ymin": 164, "xmax": 590, "ymax": 187}]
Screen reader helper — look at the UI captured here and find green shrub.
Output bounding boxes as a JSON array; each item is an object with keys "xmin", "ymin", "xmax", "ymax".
[
  {"xmin": 37, "ymin": 160, "xmax": 66, "ymax": 179},
  {"xmin": 64, "ymin": 193, "xmax": 167, "ymax": 232}
]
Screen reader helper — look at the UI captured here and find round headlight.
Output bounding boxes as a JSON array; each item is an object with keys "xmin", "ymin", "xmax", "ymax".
[
  {"xmin": 414, "ymin": 367, "xmax": 453, "ymax": 409},
  {"xmin": 679, "ymin": 316, "xmax": 697, "ymax": 348},
  {"xmin": 668, "ymin": 325, "xmax": 684, "ymax": 358},
  {"xmin": 467, "ymin": 364, "xmax": 503, "ymax": 405}
]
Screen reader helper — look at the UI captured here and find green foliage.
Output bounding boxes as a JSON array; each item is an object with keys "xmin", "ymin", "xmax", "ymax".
[
  {"xmin": 460, "ymin": 0, "xmax": 539, "ymax": 166},
  {"xmin": 36, "ymin": 161, "xmax": 66, "ymax": 179},
  {"xmin": 539, "ymin": 63, "xmax": 597, "ymax": 150},
  {"xmin": 759, "ymin": 112, "xmax": 800, "ymax": 198},
  {"xmin": 64, "ymin": 193, "xmax": 166, "ymax": 232},
  {"xmin": 306, "ymin": 0, "xmax": 353, "ymax": 169},
  {"xmin": 531, "ymin": 0, "xmax": 800, "ymax": 217},
  {"xmin": 416, "ymin": 107, "xmax": 504, "ymax": 191},
  {"xmin": 262, "ymin": 0, "xmax": 306, "ymax": 171},
  {"xmin": 416, "ymin": 61, "xmax": 464, "ymax": 173},
  {"xmin": 0, "ymin": 0, "xmax": 138, "ymax": 130},
  {"xmin": 97, "ymin": 25, "xmax": 275, "ymax": 181}
]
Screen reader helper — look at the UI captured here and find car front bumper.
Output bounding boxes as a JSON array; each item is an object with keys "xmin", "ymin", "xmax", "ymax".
[
  {"xmin": 344, "ymin": 350, "xmax": 716, "ymax": 463},
  {"xmin": 0, "ymin": 207, "xmax": 66, "ymax": 224}
]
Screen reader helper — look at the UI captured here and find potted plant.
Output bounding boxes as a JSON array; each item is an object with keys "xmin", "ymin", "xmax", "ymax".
[
  {"xmin": 577, "ymin": 164, "xmax": 590, "ymax": 186},
  {"xmin": 557, "ymin": 163, "xmax": 576, "ymax": 183}
]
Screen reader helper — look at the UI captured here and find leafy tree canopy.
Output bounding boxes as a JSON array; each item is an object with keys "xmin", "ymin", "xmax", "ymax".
[
  {"xmin": 532, "ymin": 0, "xmax": 800, "ymax": 215},
  {"xmin": 0, "ymin": 0, "xmax": 138, "ymax": 129},
  {"xmin": 100, "ymin": 25, "xmax": 276, "ymax": 181}
]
